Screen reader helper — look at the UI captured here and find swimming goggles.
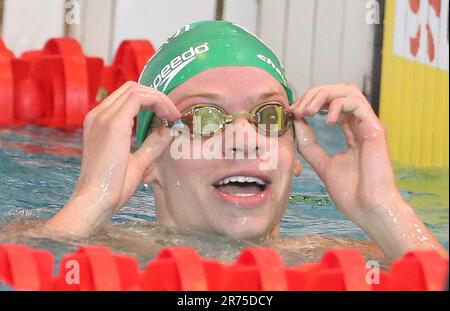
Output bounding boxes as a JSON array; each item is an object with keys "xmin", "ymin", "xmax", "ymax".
[{"xmin": 154, "ymin": 102, "xmax": 293, "ymax": 137}]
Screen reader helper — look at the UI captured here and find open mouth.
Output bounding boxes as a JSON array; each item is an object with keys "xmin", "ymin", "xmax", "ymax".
[
  {"xmin": 214, "ymin": 176, "xmax": 267, "ymax": 196},
  {"xmin": 213, "ymin": 174, "xmax": 270, "ymax": 206}
]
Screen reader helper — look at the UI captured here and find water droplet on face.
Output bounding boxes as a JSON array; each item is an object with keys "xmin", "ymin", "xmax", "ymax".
[{"xmin": 176, "ymin": 181, "xmax": 181, "ymax": 187}]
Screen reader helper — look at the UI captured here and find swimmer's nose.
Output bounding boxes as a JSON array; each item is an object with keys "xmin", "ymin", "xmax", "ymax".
[
  {"xmin": 232, "ymin": 116, "xmax": 253, "ymax": 128},
  {"xmin": 222, "ymin": 117, "xmax": 264, "ymax": 159}
]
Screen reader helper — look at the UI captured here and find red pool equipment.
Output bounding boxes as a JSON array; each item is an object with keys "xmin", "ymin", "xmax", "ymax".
[
  {"xmin": 0, "ymin": 39, "xmax": 15, "ymax": 126},
  {"xmin": 0, "ymin": 243, "xmax": 448, "ymax": 291},
  {"xmin": 0, "ymin": 38, "xmax": 155, "ymax": 129},
  {"xmin": 101, "ymin": 40, "xmax": 155, "ymax": 95}
]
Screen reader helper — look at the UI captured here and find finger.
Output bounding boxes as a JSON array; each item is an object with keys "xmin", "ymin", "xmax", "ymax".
[
  {"xmin": 302, "ymin": 85, "xmax": 353, "ymax": 118},
  {"xmin": 326, "ymin": 96, "xmax": 377, "ymax": 126},
  {"xmin": 109, "ymin": 84, "xmax": 157, "ymax": 108},
  {"xmin": 89, "ymin": 81, "xmax": 139, "ymax": 116},
  {"xmin": 293, "ymin": 118, "xmax": 330, "ymax": 179},
  {"xmin": 82, "ymin": 81, "xmax": 139, "ymax": 136},
  {"xmin": 326, "ymin": 97, "xmax": 345, "ymax": 125},
  {"xmin": 288, "ymin": 85, "xmax": 327, "ymax": 117},
  {"xmin": 133, "ymin": 127, "xmax": 173, "ymax": 170},
  {"xmin": 120, "ymin": 127, "xmax": 174, "ymax": 206},
  {"xmin": 102, "ymin": 84, "xmax": 171, "ymax": 117},
  {"xmin": 327, "ymin": 107, "xmax": 352, "ymax": 126},
  {"xmin": 325, "ymin": 99, "xmax": 357, "ymax": 149},
  {"xmin": 110, "ymin": 89, "xmax": 181, "ymax": 127},
  {"xmin": 327, "ymin": 96, "xmax": 385, "ymax": 150},
  {"xmin": 289, "ymin": 86, "xmax": 322, "ymax": 114}
]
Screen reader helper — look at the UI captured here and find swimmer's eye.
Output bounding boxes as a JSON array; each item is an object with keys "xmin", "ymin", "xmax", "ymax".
[
  {"xmin": 178, "ymin": 102, "xmax": 292, "ymax": 137},
  {"xmin": 254, "ymin": 103, "xmax": 290, "ymax": 133}
]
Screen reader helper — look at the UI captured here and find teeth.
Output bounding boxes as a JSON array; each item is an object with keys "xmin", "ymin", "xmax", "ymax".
[
  {"xmin": 234, "ymin": 193, "xmax": 255, "ymax": 197},
  {"xmin": 216, "ymin": 176, "xmax": 267, "ymax": 186}
]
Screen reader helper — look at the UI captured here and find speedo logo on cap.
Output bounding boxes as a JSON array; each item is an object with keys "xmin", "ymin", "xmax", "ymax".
[
  {"xmin": 151, "ymin": 42, "xmax": 209, "ymax": 92},
  {"xmin": 256, "ymin": 54, "xmax": 287, "ymax": 85}
]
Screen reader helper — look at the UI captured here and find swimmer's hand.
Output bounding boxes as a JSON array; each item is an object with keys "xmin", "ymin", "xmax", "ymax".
[
  {"xmin": 288, "ymin": 84, "xmax": 447, "ymax": 259},
  {"xmin": 45, "ymin": 81, "xmax": 181, "ymax": 237}
]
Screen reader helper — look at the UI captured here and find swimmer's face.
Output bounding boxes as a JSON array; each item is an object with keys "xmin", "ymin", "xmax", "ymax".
[{"xmin": 146, "ymin": 66, "xmax": 302, "ymax": 240}]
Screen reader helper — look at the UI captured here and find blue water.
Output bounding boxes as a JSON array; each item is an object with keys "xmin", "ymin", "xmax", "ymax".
[{"xmin": 0, "ymin": 115, "xmax": 448, "ymax": 273}]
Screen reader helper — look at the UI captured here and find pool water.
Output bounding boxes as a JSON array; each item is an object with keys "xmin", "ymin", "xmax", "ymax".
[{"xmin": 0, "ymin": 115, "xmax": 448, "ymax": 272}]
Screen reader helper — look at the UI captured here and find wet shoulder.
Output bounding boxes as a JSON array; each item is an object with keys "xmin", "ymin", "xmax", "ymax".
[{"xmin": 265, "ymin": 235, "xmax": 390, "ymax": 267}]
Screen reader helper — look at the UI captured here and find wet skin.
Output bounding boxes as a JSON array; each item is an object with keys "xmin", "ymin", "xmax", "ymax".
[{"xmin": 44, "ymin": 67, "xmax": 447, "ymax": 260}]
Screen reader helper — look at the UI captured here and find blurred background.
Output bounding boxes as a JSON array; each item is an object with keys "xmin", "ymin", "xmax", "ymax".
[{"xmin": 1, "ymin": 0, "xmax": 378, "ymax": 106}]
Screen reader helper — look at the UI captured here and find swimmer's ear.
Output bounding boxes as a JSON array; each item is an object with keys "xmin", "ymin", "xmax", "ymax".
[{"xmin": 293, "ymin": 159, "xmax": 303, "ymax": 177}]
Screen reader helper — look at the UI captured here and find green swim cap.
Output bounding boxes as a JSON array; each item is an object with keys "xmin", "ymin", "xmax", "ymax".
[{"xmin": 136, "ymin": 20, "xmax": 293, "ymax": 145}]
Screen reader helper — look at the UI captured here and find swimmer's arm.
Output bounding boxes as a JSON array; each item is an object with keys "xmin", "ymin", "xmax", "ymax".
[
  {"xmin": 44, "ymin": 191, "xmax": 114, "ymax": 238},
  {"xmin": 290, "ymin": 84, "xmax": 448, "ymax": 260},
  {"xmin": 352, "ymin": 196, "xmax": 448, "ymax": 260},
  {"xmin": 43, "ymin": 82, "xmax": 179, "ymax": 238}
]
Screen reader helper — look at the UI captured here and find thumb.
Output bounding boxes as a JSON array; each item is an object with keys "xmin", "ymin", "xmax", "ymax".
[
  {"xmin": 133, "ymin": 127, "xmax": 173, "ymax": 171},
  {"xmin": 293, "ymin": 119, "xmax": 330, "ymax": 179},
  {"xmin": 118, "ymin": 127, "xmax": 174, "ymax": 208}
]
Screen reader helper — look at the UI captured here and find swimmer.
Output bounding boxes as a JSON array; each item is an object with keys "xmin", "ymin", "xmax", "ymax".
[{"xmin": 45, "ymin": 21, "xmax": 447, "ymax": 260}]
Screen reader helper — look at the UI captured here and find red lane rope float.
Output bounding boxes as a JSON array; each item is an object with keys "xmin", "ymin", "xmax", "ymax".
[
  {"xmin": 41, "ymin": 38, "xmax": 104, "ymax": 128},
  {"xmin": 0, "ymin": 244, "xmax": 54, "ymax": 290},
  {"xmin": 116, "ymin": 40, "xmax": 155, "ymax": 77},
  {"xmin": 388, "ymin": 250, "xmax": 449, "ymax": 291},
  {"xmin": 101, "ymin": 40, "xmax": 155, "ymax": 94},
  {"xmin": 0, "ymin": 38, "xmax": 155, "ymax": 129},
  {"xmin": 223, "ymin": 248, "xmax": 288, "ymax": 290},
  {"xmin": 0, "ymin": 39, "xmax": 15, "ymax": 126},
  {"xmin": 157, "ymin": 247, "xmax": 208, "ymax": 290},
  {"xmin": 12, "ymin": 58, "xmax": 43, "ymax": 124},
  {"xmin": 0, "ymin": 244, "xmax": 448, "ymax": 291},
  {"xmin": 141, "ymin": 247, "xmax": 209, "ymax": 290},
  {"xmin": 30, "ymin": 58, "xmax": 66, "ymax": 128},
  {"xmin": 315, "ymin": 249, "xmax": 371, "ymax": 290},
  {"xmin": 56, "ymin": 246, "xmax": 139, "ymax": 291},
  {"xmin": 0, "ymin": 38, "xmax": 104, "ymax": 128},
  {"xmin": 10, "ymin": 50, "xmax": 46, "ymax": 125}
]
